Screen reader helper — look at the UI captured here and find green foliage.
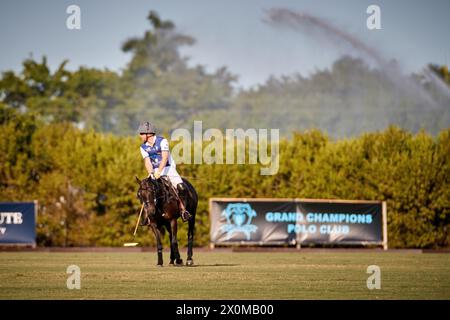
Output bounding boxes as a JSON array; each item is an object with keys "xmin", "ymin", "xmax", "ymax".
[
  {"xmin": 226, "ymin": 57, "xmax": 450, "ymax": 137},
  {"xmin": 0, "ymin": 107, "xmax": 448, "ymax": 248}
]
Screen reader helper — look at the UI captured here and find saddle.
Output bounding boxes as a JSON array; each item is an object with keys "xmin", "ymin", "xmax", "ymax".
[{"xmin": 157, "ymin": 176, "xmax": 179, "ymax": 204}]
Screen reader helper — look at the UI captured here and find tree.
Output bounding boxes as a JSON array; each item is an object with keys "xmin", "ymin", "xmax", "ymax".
[{"xmin": 120, "ymin": 10, "xmax": 236, "ymax": 133}]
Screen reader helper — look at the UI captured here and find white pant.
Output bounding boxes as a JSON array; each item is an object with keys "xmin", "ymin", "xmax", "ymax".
[{"xmin": 158, "ymin": 164, "xmax": 183, "ymax": 188}]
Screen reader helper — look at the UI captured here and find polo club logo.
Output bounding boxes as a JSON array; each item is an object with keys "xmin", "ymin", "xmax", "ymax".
[{"xmin": 220, "ymin": 203, "xmax": 257, "ymax": 240}]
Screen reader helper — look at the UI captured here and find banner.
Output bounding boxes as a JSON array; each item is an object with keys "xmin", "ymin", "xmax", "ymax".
[
  {"xmin": 0, "ymin": 202, "xmax": 36, "ymax": 246},
  {"xmin": 210, "ymin": 199, "xmax": 387, "ymax": 248}
]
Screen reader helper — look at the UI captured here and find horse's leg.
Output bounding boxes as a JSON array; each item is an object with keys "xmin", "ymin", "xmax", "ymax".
[
  {"xmin": 186, "ymin": 213, "xmax": 195, "ymax": 266},
  {"xmin": 166, "ymin": 222, "xmax": 175, "ymax": 265},
  {"xmin": 170, "ymin": 218, "xmax": 182, "ymax": 265},
  {"xmin": 150, "ymin": 223, "xmax": 164, "ymax": 266}
]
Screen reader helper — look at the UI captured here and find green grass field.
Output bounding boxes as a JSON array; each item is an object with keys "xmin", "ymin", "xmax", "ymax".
[{"xmin": 0, "ymin": 251, "xmax": 449, "ymax": 299}]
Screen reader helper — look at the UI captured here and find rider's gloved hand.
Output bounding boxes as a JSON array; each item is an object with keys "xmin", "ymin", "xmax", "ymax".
[{"xmin": 154, "ymin": 171, "xmax": 161, "ymax": 179}]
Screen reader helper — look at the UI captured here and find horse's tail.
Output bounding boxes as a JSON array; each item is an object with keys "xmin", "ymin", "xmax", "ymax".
[
  {"xmin": 182, "ymin": 178, "xmax": 198, "ymax": 202},
  {"xmin": 181, "ymin": 177, "xmax": 198, "ymax": 214},
  {"xmin": 182, "ymin": 177, "xmax": 197, "ymax": 261}
]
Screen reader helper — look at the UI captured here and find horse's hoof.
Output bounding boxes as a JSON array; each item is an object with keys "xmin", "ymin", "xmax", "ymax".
[
  {"xmin": 156, "ymin": 264, "xmax": 163, "ymax": 267},
  {"xmin": 186, "ymin": 259, "xmax": 194, "ymax": 266},
  {"xmin": 169, "ymin": 261, "xmax": 175, "ymax": 266},
  {"xmin": 175, "ymin": 259, "xmax": 183, "ymax": 266}
]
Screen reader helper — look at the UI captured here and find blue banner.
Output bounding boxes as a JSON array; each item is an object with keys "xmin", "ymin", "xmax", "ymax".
[{"xmin": 0, "ymin": 202, "xmax": 36, "ymax": 245}]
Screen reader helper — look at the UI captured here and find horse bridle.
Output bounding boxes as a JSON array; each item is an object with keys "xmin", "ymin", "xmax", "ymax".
[{"xmin": 138, "ymin": 179, "xmax": 165, "ymax": 208}]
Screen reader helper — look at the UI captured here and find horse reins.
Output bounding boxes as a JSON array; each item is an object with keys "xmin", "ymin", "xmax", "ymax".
[{"xmin": 139, "ymin": 179, "xmax": 172, "ymax": 213}]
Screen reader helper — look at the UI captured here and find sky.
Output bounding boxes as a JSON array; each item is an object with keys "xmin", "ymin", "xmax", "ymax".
[{"xmin": 1, "ymin": 0, "xmax": 449, "ymax": 88}]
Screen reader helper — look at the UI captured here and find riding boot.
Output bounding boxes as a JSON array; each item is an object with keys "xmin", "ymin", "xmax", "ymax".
[{"xmin": 176, "ymin": 183, "xmax": 192, "ymax": 222}]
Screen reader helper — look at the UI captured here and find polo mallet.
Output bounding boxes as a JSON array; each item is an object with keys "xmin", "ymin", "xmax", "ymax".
[{"xmin": 123, "ymin": 203, "xmax": 144, "ymax": 247}]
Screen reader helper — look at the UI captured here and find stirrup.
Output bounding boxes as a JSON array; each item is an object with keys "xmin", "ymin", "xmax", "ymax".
[{"xmin": 181, "ymin": 210, "xmax": 192, "ymax": 222}]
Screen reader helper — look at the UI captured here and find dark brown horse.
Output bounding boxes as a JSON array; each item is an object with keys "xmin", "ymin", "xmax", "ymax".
[{"xmin": 135, "ymin": 176, "xmax": 198, "ymax": 266}]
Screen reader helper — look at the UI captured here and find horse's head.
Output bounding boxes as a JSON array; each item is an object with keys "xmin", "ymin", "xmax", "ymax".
[{"xmin": 136, "ymin": 176, "xmax": 158, "ymax": 220}]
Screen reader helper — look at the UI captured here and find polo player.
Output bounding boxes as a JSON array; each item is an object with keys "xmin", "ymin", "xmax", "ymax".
[{"xmin": 137, "ymin": 121, "xmax": 192, "ymax": 222}]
